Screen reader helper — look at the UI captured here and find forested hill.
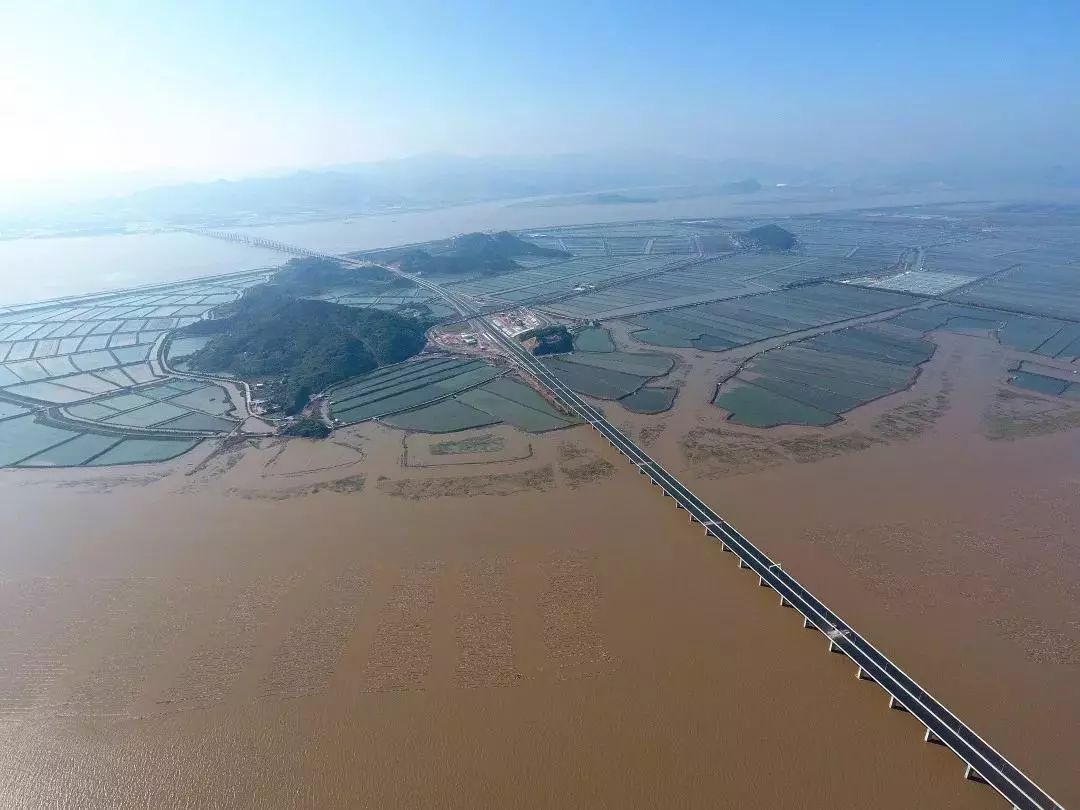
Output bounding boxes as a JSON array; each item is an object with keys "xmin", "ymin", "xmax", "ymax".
[
  {"xmin": 396, "ymin": 231, "xmax": 570, "ymax": 277},
  {"xmin": 269, "ymin": 256, "xmax": 411, "ymax": 296},
  {"xmin": 738, "ymin": 224, "xmax": 797, "ymax": 250},
  {"xmin": 183, "ymin": 286, "xmax": 428, "ymax": 413}
]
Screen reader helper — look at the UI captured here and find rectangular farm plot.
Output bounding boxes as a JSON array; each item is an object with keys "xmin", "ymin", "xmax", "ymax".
[
  {"xmin": 4, "ymin": 359, "xmax": 49, "ymax": 382},
  {"xmin": 619, "ymin": 386, "xmax": 677, "ymax": 413},
  {"xmin": 167, "ymin": 386, "xmax": 235, "ymax": 415},
  {"xmin": 104, "ymin": 401, "xmax": 190, "ymax": 428},
  {"xmin": 331, "ymin": 359, "xmax": 503, "ymax": 424},
  {"xmin": 573, "ymin": 327, "xmax": 615, "ymax": 353},
  {"xmin": 554, "ymin": 350, "xmax": 674, "ymax": 378},
  {"xmin": 111, "ymin": 344, "xmax": 155, "ymax": 364},
  {"xmin": 59, "ymin": 373, "xmax": 124, "ymax": 395},
  {"xmin": 36, "ymin": 356, "xmax": 80, "ymax": 377},
  {"xmin": 3, "ymin": 381, "xmax": 91, "ymax": 403},
  {"xmin": 156, "ymin": 412, "xmax": 237, "ymax": 433},
  {"xmin": 949, "ymin": 263, "xmax": 1080, "ymax": 321},
  {"xmin": 0, "ymin": 400, "xmax": 30, "ymax": 420},
  {"xmin": 380, "ymin": 376, "xmax": 576, "ymax": 434},
  {"xmin": 17, "ymin": 432, "xmax": 124, "ymax": 467},
  {"xmin": 541, "ymin": 358, "xmax": 647, "ymax": 399},
  {"xmin": 1010, "ymin": 371, "xmax": 1070, "ymax": 396},
  {"xmin": 65, "ymin": 401, "xmax": 124, "ymax": 420},
  {"xmin": 87, "ymin": 438, "xmax": 201, "ymax": 466},
  {"xmin": 456, "ymin": 382, "xmax": 576, "ymax": 432},
  {"xmin": 0, "ymin": 415, "xmax": 80, "ymax": 466},
  {"xmin": 630, "ymin": 283, "xmax": 917, "ymax": 351},
  {"xmin": 93, "ymin": 367, "xmax": 137, "ymax": 387},
  {"xmin": 122, "ymin": 364, "xmax": 158, "ymax": 384},
  {"xmin": 381, "ymin": 398, "xmax": 501, "ymax": 433},
  {"xmin": 0, "ymin": 365, "xmax": 26, "ymax": 387},
  {"xmin": 714, "ymin": 382, "xmax": 837, "ymax": 428}
]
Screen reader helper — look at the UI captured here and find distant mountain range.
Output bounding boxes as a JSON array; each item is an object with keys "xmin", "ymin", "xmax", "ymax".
[{"xmin": 4, "ymin": 153, "xmax": 1078, "ymax": 239}]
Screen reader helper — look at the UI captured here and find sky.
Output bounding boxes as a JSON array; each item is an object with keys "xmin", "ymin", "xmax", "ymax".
[{"xmin": 1, "ymin": 0, "xmax": 1078, "ymax": 203}]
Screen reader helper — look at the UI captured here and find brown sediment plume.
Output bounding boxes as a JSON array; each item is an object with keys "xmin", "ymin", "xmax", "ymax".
[{"xmin": 0, "ymin": 329, "xmax": 1075, "ymax": 808}]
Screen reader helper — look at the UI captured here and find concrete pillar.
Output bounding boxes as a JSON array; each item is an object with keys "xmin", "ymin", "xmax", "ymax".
[
  {"xmin": 779, "ymin": 596, "xmax": 791, "ymax": 607},
  {"xmin": 924, "ymin": 727, "xmax": 943, "ymax": 745},
  {"xmin": 964, "ymin": 764, "xmax": 986, "ymax": 784},
  {"xmin": 738, "ymin": 558, "xmax": 749, "ymax": 569},
  {"xmin": 803, "ymin": 616, "xmax": 815, "ymax": 629},
  {"xmin": 721, "ymin": 543, "xmax": 732, "ymax": 553},
  {"xmin": 889, "ymin": 695, "xmax": 909, "ymax": 712},
  {"xmin": 758, "ymin": 575, "xmax": 771, "ymax": 589},
  {"xmin": 856, "ymin": 666, "xmax": 874, "ymax": 681},
  {"xmin": 828, "ymin": 639, "xmax": 845, "ymax": 654}
]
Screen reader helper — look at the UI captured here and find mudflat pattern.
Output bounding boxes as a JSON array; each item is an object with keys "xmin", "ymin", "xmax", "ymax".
[
  {"xmin": 377, "ymin": 466, "xmax": 555, "ymax": 499},
  {"xmin": 538, "ymin": 554, "xmax": 613, "ymax": 681},
  {"xmin": 359, "ymin": 564, "xmax": 439, "ymax": 692},
  {"xmin": 455, "ymin": 559, "xmax": 519, "ymax": 688},
  {"xmin": 262, "ymin": 571, "xmax": 369, "ymax": 699},
  {"xmin": 163, "ymin": 579, "xmax": 292, "ymax": 708}
]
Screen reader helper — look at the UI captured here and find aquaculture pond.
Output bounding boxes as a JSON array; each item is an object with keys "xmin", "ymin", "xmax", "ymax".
[
  {"xmin": 628, "ymin": 283, "xmax": 917, "ymax": 351},
  {"xmin": 541, "ymin": 350, "xmax": 674, "ymax": 400},
  {"xmin": 714, "ymin": 317, "xmax": 935, "ymax": 427},
  {"xmin": 380, "ymin": 375, "xmax": 577, "ymax": 433}
]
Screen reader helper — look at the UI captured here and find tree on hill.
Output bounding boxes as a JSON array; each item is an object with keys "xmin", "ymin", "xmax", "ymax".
[
  {"xmin": 395, "ymin": 231, "xmax": 570, "ymax": 277},
  {"xmin": 272, "ymin": 256, "xmax": 410, "ymax": 295},
  {"xmin": 183, "ymin": 286, "xmax": 428, "ymax": 413},
  {"xmin": 525, "ymin": 324, "xmax": 573, "ymax": 355}
]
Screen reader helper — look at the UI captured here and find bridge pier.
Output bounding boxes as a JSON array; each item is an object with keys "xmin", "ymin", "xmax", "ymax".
[
  {"xmin": 828, "ymin": 639, "xmax": 846, "ymax": 655},
  {"xmin": 803, "ymin": 616, "xmax": 816, "ymax": 630},
  {"xmin": 758, "ymin": 575, "xmax": 772, "ymax": 589},
  {"xmin": 779, "ymin": 595, "xmax": 792, "ymax": 607},
  {"xmin": 923, "ymin": 727, "xmax": 943, "ymax": 745},
  {"xmin": 889, "ymin": 695, "xmax": 909, "ymax": 712},
  {"xmin": 738, "ymin": 558, "xmax": 749, "ymax": 569},
  {"xmin": 856, "ymin": 665, "xmax": 875, "ymax": 682},
  {"xmin": 964, "ymin": 764, "xmax": 987, "ymax": 784}
]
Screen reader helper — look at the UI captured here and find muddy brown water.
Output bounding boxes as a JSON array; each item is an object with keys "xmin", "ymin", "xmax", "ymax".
[{"xmin": 0, "ymin": 328, "xmax": 1076, "ymax": 808}]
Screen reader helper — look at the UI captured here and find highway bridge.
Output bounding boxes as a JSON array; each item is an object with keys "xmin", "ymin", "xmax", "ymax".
[{"xmin": 194, "ymin": 230, "xmax": 1066, "ymax": 810}]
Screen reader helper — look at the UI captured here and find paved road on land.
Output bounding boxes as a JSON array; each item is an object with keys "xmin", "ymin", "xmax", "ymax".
[{"xmin": 196, "ymin": 229, "xmax": 1065, "ymax": 810}]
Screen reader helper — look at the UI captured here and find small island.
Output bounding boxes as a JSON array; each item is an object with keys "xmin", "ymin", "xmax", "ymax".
[
  {"xmin": 181, "ymin": 282, "xmax": 429, "ymax": 414},
  {"xmin": 395, "ymin": 231, "xmax": 569, "ymax": 277},
  {"xmin": 521, "ymin": 324, "xmax": 573, "ymax": 356},
  {"xmin": 737, "ymin": 223, "xmax": 797, "ymax": 251}
]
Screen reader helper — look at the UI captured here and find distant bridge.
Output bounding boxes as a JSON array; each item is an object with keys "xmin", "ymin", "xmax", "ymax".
[
  {"xmin": 188, "ymin": 228, "xmax": 1066, "ymax": 810},
  {"xmin": 178, "ymin": 227, "xmax": 326, "ymax": 258}
]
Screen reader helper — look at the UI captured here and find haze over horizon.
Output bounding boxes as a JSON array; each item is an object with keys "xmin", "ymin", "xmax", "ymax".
[{"xmin": 3, "ymin": 0, "xmax": 1079, "ymax": 206}]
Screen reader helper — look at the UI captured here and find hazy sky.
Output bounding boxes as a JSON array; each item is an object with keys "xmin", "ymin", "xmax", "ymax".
[{"xmin": 2, "ymin": 0, "xmax": 1078, "ymax": 200}]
